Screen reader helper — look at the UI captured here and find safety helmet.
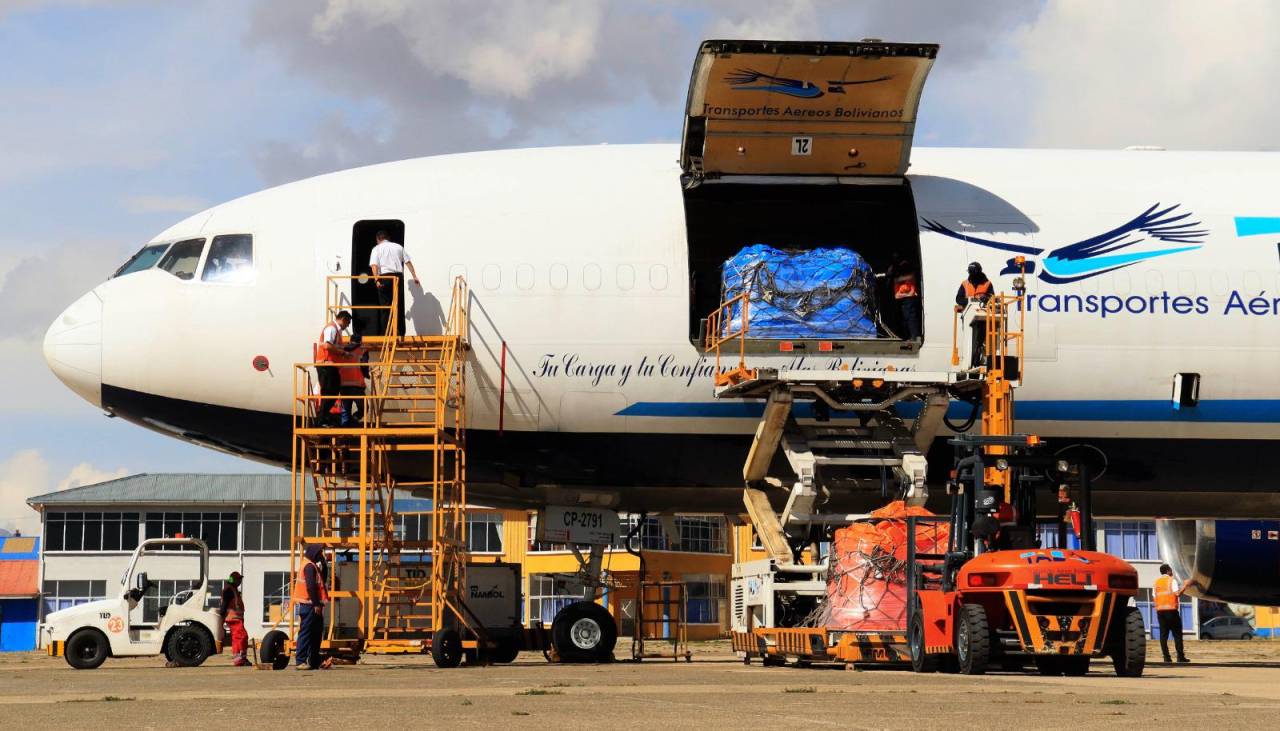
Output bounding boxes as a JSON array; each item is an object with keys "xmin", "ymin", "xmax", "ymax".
[{"xmin": 967, "ymin": 262, "xmax": 983, "ymax": 275}]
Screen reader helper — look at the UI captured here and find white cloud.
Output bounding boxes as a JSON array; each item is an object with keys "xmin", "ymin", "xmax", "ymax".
[
  {"xmin": 0, "ymin": 450, "xmax": 48, "ymax": 534},
  {"xmin": 122, "ymin": 194, "xmax": 209, "ymax": 215},
  {"xmin": 0, "ymin": 240, "xmax": 124, "ymax": 340},
  {"xmin": 0, "ymin": 450, "xmax": 127, "ymax": 534},
  {"xmin": 1000, "ymin": 0, "xmax": 1280, "ymax": 149},
  {"xmin": 55, "ymin": 462, "xmax": 129, "ymax": 493}
]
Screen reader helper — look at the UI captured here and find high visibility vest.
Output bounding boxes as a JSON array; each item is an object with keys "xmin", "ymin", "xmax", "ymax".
[
  {"xmin": 292, "ymin": 558, "xmax": 329, "ymax": 606},
  {"xmin": 336, "ymin": 350, "xmax": 365, "ymax": 388},
  {"xmin": 1154, "ymin": 574, "xmax": 1180, "ymax": 611},
  {"xmin": 317, "ymin": 323, "xmax": 340, "ymax": 363},
  {"xmin": 225, "ymin": 589, "xmax": 245, "ymax": 621},
  {"xmin": 893, "ymin": 273, "xmax": 919, "ymax": 299},
  {"xmin": 962, "ymin": 280, "xmax": 992, "ymax": 300}
]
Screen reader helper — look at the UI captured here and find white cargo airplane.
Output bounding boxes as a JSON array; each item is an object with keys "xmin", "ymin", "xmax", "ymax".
[{"xmin": 42, "ymin": 40, "xmax": 1280, "ymax": 524}]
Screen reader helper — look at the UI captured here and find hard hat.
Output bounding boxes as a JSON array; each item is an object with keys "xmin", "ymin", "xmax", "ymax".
[{"xmin": 967, "ymin": 262, "xmax": 983, "ymax": 274}]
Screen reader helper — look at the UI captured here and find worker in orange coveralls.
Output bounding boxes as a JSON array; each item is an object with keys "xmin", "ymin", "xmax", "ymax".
[{"xmin": 220, "ymin": 571, "xmax": 250, "ymax": 667}]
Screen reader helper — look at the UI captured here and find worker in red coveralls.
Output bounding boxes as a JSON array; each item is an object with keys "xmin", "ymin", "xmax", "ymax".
[{"xmin": 220, "ymin": 571, "xmax": 250, "ymax": 666}]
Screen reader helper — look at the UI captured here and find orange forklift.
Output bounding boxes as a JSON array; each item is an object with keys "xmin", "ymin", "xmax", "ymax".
[{"xmin": 905, "ymin": 434, "xmax": 1146, "ymax": 676}]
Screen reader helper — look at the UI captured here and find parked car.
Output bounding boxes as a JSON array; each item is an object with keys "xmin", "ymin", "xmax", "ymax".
[{"xmin": 1200, "ymin": 615, "xmax": 1255, "ymax": 640}]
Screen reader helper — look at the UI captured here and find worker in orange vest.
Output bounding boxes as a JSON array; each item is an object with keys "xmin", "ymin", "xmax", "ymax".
[
  {"xmin": 955, "ymin": 262, "xmax": 994, "ymax": 366},
  {"xmin": 219, "ymin": 571, "xmax": 250, "ymax": 667},
  {"xmin": 954, "ymin": 262, "xmax": 993, "ymax": 308},
  {"xmin": 336, "ymin": 333, "xmax": 368, "ymax": 427},
  {"xmin": 316, "ymin": 311, "xmax": 353, "ymax": 427},
  {"xmin": 293, "ymin": 544, "xmax": 330, "ymax": 670},
  {"xmin": 888, "ymin": 257, "xmax": 922, "ymax": 342},
  {"xmin": 1154, "ymin": 564, "xmax": 1191, "ymax": 663}
]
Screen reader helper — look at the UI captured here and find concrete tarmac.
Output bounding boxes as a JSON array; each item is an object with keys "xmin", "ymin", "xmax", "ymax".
[{"xmin": 3, "ymin": 640, "xmax": 1279, "ymax": 729}]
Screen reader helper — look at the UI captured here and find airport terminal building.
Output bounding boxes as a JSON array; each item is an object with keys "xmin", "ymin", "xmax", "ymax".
[
  {"xmin": 14, "ymin": 473, "xmax": 1201, "ymax": 650},
  {"xmin": 23, "ymin": 474, "xmax": 743, "ymax": 644}
]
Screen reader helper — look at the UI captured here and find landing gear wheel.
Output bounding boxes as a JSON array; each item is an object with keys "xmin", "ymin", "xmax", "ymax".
[
  {"xmin": 260, "ymin": 630, "xmax": 291, "ymax": 670},
  {"xmin": 165, "ymin": 625, "xmax": 212, "ymax": 667},
  {"xmin": 551, "ymin": 601, "xmax": 617, "ymax": 663},
  {"xmin": 956, "ymin": 604, "xmax": 990, "ymax": 675},
  {"xmin": 432, "ymin": 628, "xmax": 463, "ymax": 669},
  {"xmin": 490, "ymin": 635, "xmax": 520, "ymax": 664},
  {"xmin": 65, "ymin": 629, "xmax": 109, "ymax": 670},
  {"xmin": 909, "ymin": 607, "xmax": 938, "ymax": 673},
  {"xmin": 1109, "ymin": 606, "xmax": 1146, "ymax": 678}
]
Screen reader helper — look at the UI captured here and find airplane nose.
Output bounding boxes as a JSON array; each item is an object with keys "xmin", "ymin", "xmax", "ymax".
[{"xmin": 43, "ymin": 289, "xmax": 103, "ymax": 408}]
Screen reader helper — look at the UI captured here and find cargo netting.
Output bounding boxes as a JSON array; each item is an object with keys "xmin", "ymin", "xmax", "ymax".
[
  {"xmin": 720, "ymin": 244, "xmax": 879, "ymax": 340},
  {"xmin": 813, "ymin": 501, "xmax": 949, "ymax": 631}
]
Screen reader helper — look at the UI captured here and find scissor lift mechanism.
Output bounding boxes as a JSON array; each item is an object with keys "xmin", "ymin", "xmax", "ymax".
[{"xmin": 705, "ymin": 290, "xmax": 1013, "ymax": 562}]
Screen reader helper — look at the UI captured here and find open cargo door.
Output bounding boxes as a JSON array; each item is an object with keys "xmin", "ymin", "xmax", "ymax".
[{"xmin": 681, "ymin": 40, "xmax": 938, "ymax": 181}]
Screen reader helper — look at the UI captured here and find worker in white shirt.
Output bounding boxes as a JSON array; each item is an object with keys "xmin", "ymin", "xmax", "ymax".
[{"xmin": 369, "ymin": 230, "xmax": 420, "ymax": 336}]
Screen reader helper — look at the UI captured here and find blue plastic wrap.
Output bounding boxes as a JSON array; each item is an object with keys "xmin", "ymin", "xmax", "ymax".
[{"xmin": 721, "ymin": 244, "xmax": 879, "ymax": 339}]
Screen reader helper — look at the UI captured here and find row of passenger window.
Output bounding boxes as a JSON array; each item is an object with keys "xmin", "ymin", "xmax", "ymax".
[
  {"xmin": 456, "ymin": 262, "xmax": 671, "ymax": 292},
  {"xmin": 113, "ymin": 234, "xmax": 254, "ymax": 283}
]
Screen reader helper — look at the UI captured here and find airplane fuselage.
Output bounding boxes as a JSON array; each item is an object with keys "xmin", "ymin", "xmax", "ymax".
[{"xmin": 43, "ymin": 144, "xmax": 1280, "ymax": 515}]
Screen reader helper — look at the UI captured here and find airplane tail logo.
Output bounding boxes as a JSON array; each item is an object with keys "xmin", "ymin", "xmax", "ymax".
[{"xmin": 922, "ymin": 203, "xmax": 1208, "ymax": 283}]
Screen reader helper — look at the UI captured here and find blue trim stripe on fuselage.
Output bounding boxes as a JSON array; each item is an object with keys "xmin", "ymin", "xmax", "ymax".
[
  {"xmin": 1234, "ymin": 217, "xmax": 1280, "ymax": 237},
  {"xmin": 615, "ymin": 400, "xmax": 1280, "ymax": 423}
]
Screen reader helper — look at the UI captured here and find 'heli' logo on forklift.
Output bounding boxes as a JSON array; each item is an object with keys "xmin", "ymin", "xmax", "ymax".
[
  {"xmin": 1033, "ymin": 571, "xmax": 1093, "ymax": 586},
  {"xmin": 1019, "ymin": 549, "xmax": 1091, "ymax": 565}
]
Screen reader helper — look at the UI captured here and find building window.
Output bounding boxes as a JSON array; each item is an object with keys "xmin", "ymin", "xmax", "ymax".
[
  {"xmin": 42, "ymin": 580, "xmax": 107, "ymax": 613},
  {"xmin": 145, "ymin": 512, "xmax": 238, "ymax": 551},
  {"xmin": 467, "ymin": 513, "xmax": 503, "ymax": 553},
  {"xmin": 617, "ymin": 514, "xmax": 667, "ymax": 551},
  {"xmin": 45, "ymin": 511, "xmax": 141, "ymax": 552},
  {"xmin": 1101, "ymin": 521, "xmax": 1159, "ymax": 561},
  {"xmin": 676, "ymin": 517, "xmax": 726, "ymax": 554},
  {"xmin": 1036, "ymin": 523, "xmax": 1081, "ymax": 550},
  {"xmin": 263, "ymin": 571, "xmax": 290, "ymax": 623},
  {"xmin": 684, "ymin": 574, "xmax": 726, "ymax": 625},
  {"xmin": 527, "ymin": 573, "xmax": 588, "ymax": 625},
  {"xmin": 243, "ymin": 510, "xmax": 318, "ymax": 552},
  {"xmin": 398, "ymin": 512, "xmax": 433, "ymax": 547}
]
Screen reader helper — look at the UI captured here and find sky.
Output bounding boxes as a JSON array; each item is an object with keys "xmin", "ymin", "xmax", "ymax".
[{"xmin": 1, "ymin": 0, "xmax": 1277, "ymax": 533}]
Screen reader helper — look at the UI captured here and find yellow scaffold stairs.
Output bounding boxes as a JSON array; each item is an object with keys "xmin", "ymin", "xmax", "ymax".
[{"xmin": 286, "ymin": 275, "xmax": 480, "ymax": 666}]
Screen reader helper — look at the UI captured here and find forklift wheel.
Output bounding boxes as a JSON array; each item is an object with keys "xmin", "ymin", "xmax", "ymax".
[
  {"xmin": 909, "ymin": 610, "xmax": 938, "ymax": 673},
  {"xmin": 955, "ymin": 604, "xmax": 990, "ymax": 675},
  {"xmin": 432, "ymin": 628, "xmax": 463, "ymax": 669},
  {"xmin": 1109, "ymin": 606, "xmax": 1146, "ymax": 678}
]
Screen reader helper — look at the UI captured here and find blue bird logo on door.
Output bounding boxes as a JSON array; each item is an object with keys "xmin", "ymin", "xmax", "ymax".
[{"xmin": 921, "ymin": 203, "xmax": 1208, "ymax": 284}]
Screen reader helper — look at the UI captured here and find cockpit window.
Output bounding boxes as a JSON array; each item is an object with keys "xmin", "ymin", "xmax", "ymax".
[
  {"xmin": 156, "ymin": 238, "xmax": 206, "ymax": 281},
  {"xmin": 201, "ymin": 234, "xmax": 254, "ymax": 283},
  {"xmin": 112, "ymin": 243, "xmax": 170, "ymax": 278}
]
